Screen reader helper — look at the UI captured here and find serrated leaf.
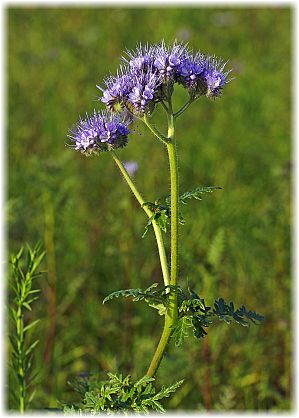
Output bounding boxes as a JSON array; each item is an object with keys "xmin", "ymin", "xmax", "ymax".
[
  {"xmin": 142, "ymin": 215, "xmax": 156, "ymax": 238},
  {"xmin": 171, "ymin": 317, "xmax": 192, "ymax": 347},
  {"xmin": 103, "ymin": 288, "xmax": 143, "ymax": 304},
  {"xmin": 103, "ymin": 283, "xmax": 169, "ymax": 314},
  {"xmin": 212, "ymin": 298, "xmax": 264, "ymax": 326},
  {"xmin": 63, "ymin": 372, "xmax": 183, "ymax": 413},
  {"xmin": 145, "ymin": 399, "xmax": 165, "ymax": 412},
  {"xmin": 147, "ymin": 301, "xmax": 166, "ymax": 315},
  {"xmin": 144, "ymin": 282, "xmax": 159, "ymax": 293},
  {"xmin": 142, "ymin": 201, "xmax": 171, "ymax": 237},
  {"xmin": 177, "ymin": 186, "xmax": 222, "ymax": 205},
  {"xmin": 192, "ymin": 317, "xmax": 208, "ymax": 338},
  {"xmin": 134, "ymin": 375, "xmax": 155, "ymax": 389},
  {"xmin": 154, "ymin": 380, "xmax": 184, "ymax": 400}
]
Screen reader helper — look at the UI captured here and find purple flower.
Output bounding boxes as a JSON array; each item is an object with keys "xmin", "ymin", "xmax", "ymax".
[
  {"xmin": 203, "ymin": 56, "xmax": 232, "ymax": 98},
  {"xmin": 68, "ymin": 110, "xmax": 130, "ymax": 155},
  {"xmin": 98, "ymin": 68, "xmax": 132, "ymax": 110},
  {"xmin": 97, "ymin": 41, "xmax": 232, "ymax": 117},
  {"xmin": 123, "ymin": 43, "xmax": 155, "ymax": 73},
  {"xmin": 153, "ymin": 41, "xmax": 190, "ymax": 81},
  {"xmin": 127, "ymin": 70, "xmax": 162, "ymax": 114},
  {"xmin": 177, "ymin": 52, "xmax": 206, "ymax": 91}
]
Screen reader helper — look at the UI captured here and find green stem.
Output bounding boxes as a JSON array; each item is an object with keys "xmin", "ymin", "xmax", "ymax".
[
  {"xmin": 174, "ymin": 99, "xmax": 192, "ymax": 119},
  {"xmin": 145, "ymin": 313, "xmax": 174, "ymax": 377},
  {"xmin": 111, "ymin": 151, "xmax": 170, "ymax": 287},
  {"xmin": 146, "ymin": 112, "xmax": 179, "ymax": 377},
  {"xmin": 160, "ymin": 101, "xmax": 169, "ymax": 114},
  {"xmin": 143, "ymin": 115, "xmax": 170, "ymax": 144},
  {"xmin": 167, "ymin": 116, "xmax": 179, "ymax": 287},
  {"xmin": 16, "ymin": 303, "xmax": 25, "ymax": 413}
]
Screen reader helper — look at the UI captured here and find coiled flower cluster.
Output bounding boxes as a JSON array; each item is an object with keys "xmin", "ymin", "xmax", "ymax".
[
  {"xmin": 99, "ymin": 41, "xmax": 231, "ymax": 115},
  {"xmin": 68, "ymin": 41, "xmax": 232, "ymax": 154}
]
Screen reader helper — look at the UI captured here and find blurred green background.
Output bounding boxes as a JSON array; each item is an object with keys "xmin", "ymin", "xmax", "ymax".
[{"xmin": 7, "ymin": 6, "xmax": 291, "ymax": 412}]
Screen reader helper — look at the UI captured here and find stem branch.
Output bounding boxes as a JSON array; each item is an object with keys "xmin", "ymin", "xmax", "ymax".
[
  {"xmin": 111, "ymin": 151, "xmax": 170, "ymax": 287},
  {"xmin": 143, "ymin": 115, "xmax": 170, "ymax": 144},
  {"xmin": 174, "ymin": 99, "xmax": 192, "ymax": 119}
]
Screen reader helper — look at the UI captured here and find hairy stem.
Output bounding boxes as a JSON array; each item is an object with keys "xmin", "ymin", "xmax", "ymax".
[
  {"xmin": 111, "ymin": 151, "xmax": 170, "ymax": 287},
  {"xmin": 146, "ymin": 112, "xmax": 179, "ymax": 377},
  {"xmin": 167, "ymin": 116, "xmax": 179, "ymax": 287}
]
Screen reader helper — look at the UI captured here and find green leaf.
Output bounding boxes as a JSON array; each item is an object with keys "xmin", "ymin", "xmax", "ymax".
[
  {"xmin": 28, "ymin": 289, "xmax": 41, "ymax": 295},
  {"xmin": 28, "ymin": 389, "xmax": 36, "ymax": 405},
  {"xmin": 153, "ymin": 380, "xmax": 184, "ymax": 400},
  {"xmin": 25, "ymin": 296, "xmax": 40, "ymax": 306},
  {"xmin": 155, "ymin": 211, "xmax": 168, "ymax": 233},
  {"xmin": 235, "ymin": 305, "xmax": 265, "ymax": 324},
  {"xmin": 23, "ymin": 302, "xmax": 32, "ymax": 311},
  {"xmin": 25, "ymin": 339, "xmax": 39, "ymax": 356},
  {"xmin": 23, "ymin": 319, "xmax": 40, "ymax": 333},
  {"xmin": 144, "ymin": 398, "xmax": 165, "ymax": 412},
  {"xmin": 192, "ymin": 317, "xmax": 208, "ymax": 339},
  {"xmin": 63, "ymin": 373, "xmax": 184, "ymax": 413},
  {"xmin": 171, "ymin": 317, "xmax": 193, "ymax": 347},
  {"xmin": 147, "ymin": 301, "xmax": 166, "ymax": 315},
  {"xmin": 103, "ymin": 288, "xmax": 144, "ymax": 304},
  {"xmin": 134, "ymin": 375, "xmax": 155, "ymax": 389},
  {"xmin": 212, "ymin": 298, "xmax": 265, "ymax": 326},
  {"xmin": 142, "ymin": 214, "xmax": 156, "ymax": 238},
  {"xmin": 142, "ymin": 201, "xmax": 171, "ymax": 237},
  {"xmin": 177, "ymin": 186, "xmax": 222, "ymax": 205},
  {"xmin": 103, "ymin": 283, "xmax": 170, "ymax": 312}
]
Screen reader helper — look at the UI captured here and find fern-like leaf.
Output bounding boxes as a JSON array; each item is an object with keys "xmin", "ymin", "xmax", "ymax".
[
  {"xmin": 213, "ymin": 298, "xmax": 265, "ymax": 326},
  {"xmin": 102, "ymin": 288, "xmax": 144, "ymax": 304},
  {"xmin": 177, "ymin": 186, "xmax": 222, "ymax": 205},
  {"xmin": 171, "ymin": 317, "xmax": 193, "ymax": 347}
]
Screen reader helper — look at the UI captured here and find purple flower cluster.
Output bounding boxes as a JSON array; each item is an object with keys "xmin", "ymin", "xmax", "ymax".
[
  {"xmin": 98, "ymin": 41, "xmax": 231, "ymax": 115},
  {"xmin": 69, "ymin": 41, "xmax": 232, "ymax": 155},
  {"xmin": 68, "ymin": 110, "xmax": 130, "ymax": 155}
]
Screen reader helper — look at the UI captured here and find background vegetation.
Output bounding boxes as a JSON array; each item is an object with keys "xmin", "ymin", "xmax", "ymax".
[{"xmin": 7, "ymin": 6, "xmax": 291, "ymax": 411}]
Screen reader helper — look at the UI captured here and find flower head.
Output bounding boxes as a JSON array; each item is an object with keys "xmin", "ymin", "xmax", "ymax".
[
  {"xmin": 203, "ymin": 56, "xmax": 232, "ymax": 98},
  {"xmin": 177, "ymin": 52, "xmax": 206, "ymax": 94},
  {"xmin": 97, "ymin": 41, "xmax": 232, "ymax": 119},
  {"xmin": 127, "ymin": 69, "xmax": 161, "ymax": 114},
  {"xmin": 98, "ymin": 67, "xmax": 133, "ymax": 111},
  {"xmin": 123, "ymin": 43, "xmax": 155, "ymax": 73},
  {"xmin": 153, "ymin": 41, "xmax": 190, "ymax": 81},
  {"xmin": 68, "ymin": 110, "xmax": 130, "ymax": 155}
]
